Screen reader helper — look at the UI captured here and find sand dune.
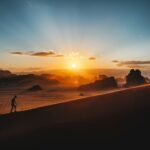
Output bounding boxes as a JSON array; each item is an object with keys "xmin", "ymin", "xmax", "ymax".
[{"xmin": 0, "ymin": 84, "xmax": 150, "ymax": 148}]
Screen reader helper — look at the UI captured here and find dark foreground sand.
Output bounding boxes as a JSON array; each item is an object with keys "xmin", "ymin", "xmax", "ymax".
[{"xmin": 0, "ymin": 84, "xmax": 150, "ymax": 148}]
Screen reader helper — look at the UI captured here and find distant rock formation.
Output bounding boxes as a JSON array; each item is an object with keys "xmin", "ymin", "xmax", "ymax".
[
  {"xmin": 79, "ymin": 76, "xmax": 118, "ymax": 91},
  {"xmin": 0, "ymin": 69, "xmax": 14, "ymax": 78},
  {"xmin": 98, "ymin": 75, "xmax": 108, "ymax": 80},
  {"xmin": 27, "ymin": 85, "xmax": 42, "ymax": 92},
  {"xmin": 125, "ymin": 69, "xmax": 146, "ymax": 87},
  {"xmin": 79, "ymin": 93, "xmax": 85, "ymax": 96}
]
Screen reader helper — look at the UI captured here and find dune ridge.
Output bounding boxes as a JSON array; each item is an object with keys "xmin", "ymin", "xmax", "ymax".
[{"xmin": 0, "ymin": 84, "xmax": 150, "ymax": 148}]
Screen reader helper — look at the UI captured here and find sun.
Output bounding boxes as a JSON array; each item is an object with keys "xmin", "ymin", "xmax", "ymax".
[{"xmin": 71, "ymin": 63, "xmax": 77, "ymax": 69}]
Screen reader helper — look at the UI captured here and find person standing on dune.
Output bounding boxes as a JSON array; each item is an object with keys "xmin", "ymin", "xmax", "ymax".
[{"xmin": 10, "ymin": 95, "xmax": 17, "ymax": 113}]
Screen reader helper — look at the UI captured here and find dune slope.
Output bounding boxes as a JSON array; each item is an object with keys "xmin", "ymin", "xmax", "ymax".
[{"xmin": 0, "ymin": 84, "xmax": 150, "ymax": 148}]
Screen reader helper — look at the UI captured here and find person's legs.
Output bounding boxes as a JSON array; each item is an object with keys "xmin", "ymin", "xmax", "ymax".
[
  {"xmin": 10, "ymin": 105, "xmax": 16, "ymax": 113},
  {"xmin": 10, "ymin": 105, "xmax": 13, "ymax": 113},
  {"xmin": 14, "ymin": 105, "xmax": 16, "ymax": 112},
  {"xmin": 10, "ymin": 107, "xmax": 13, "ymax": 113}
]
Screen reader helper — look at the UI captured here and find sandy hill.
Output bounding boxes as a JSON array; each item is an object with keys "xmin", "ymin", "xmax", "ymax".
[{"xmin": 0, "ymin": 84, "xmax": 150, "ymax": 148}]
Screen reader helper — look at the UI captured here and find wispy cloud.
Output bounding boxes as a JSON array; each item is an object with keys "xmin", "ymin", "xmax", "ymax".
[
  {"xmin": 31, "ymin": 51, "xmax": 55, "ymax": 57},
  {"xmin": 55, "ymin": 54, "xmax": 64, "ymax": 57},
  {"xmin": 112, "ymin": 60, "xmax": 150, "ymax": 69},
  {"xmin": 113, "ymin": 60, "xmax": 150, "ymax": 66},
  {"xmin": 112, "ymin": 60, "xmax": 119, "ymax": 63},
  {"xmin": 126, "ymin": 65, "xmax": 150, "ymax": 69},
  {"xmin": 10, "ymin": 50, "xmax": 96, "ymax": 61},
  {"xmin": 11, "ymin": 50, "xmax": 55, "ymax": 57},
  {"xmin": 88, "ymin": 57, "xmax": 96, "ymax": 60},
  {"xmin": 11, "ymin": 51, "xmax": 24, "ymax": 55},
  {"xmin": 8, "ymin": 67, "xmax": 43, "ymax": 72}
]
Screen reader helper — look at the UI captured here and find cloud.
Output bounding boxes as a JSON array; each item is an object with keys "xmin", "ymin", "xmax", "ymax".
[
  {"xmin": 11, "ymin": 50, "xmax": 55, "ymax": 57},
  {"xmin": 112, "ymin": 60, "xmax": 150, "ymax": 69},
  {"xmin": 11, "ymin": 50, "xmax": 95, "ymax": 61},
  {"xmin": 113, "ymin": 60, "xmax": 150, "ymax": 66},
  {"xmin": 112, "ymin": 60, "xmax": 119, "ymax": 63},
  {"xmin": 7, "ymin": 67, "xmax": 43, "ymax": 72},
  {"xmin": 88, "ymin": 57, "xmax": 96, "ymax": 60},
  {"xmin": 126, "ymin": 65, "xmax": 147, "ymax": 68},
  {"xmin": 55, "ymin": 54, "xmax": 64, "ymax": 57},
  {"xmin": 11, "ymin": 51, "xmax": 24, "ymax": 55},
  {"xmin": 31, "ymin": 51, "xmax": 55, "ymax": 57}
]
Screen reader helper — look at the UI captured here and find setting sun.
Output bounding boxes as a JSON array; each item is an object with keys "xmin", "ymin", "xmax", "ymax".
[{"xmin": 71, "ymin": 63, "xmax": 77, "ymax": 69}]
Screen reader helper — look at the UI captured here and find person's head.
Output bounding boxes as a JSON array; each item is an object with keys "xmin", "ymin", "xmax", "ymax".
[{"xmin": 14, "ymin": 95, "xmax": 17, "ymax": 98}]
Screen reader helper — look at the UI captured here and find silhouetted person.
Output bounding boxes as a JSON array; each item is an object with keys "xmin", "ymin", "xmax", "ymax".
[{"xmin": 10, "ymin": 95, "xmax": 17, "ymax": 113}]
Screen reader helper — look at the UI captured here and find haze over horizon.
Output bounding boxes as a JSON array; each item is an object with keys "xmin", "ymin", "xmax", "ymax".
[{"xmin": 0, "ymin": 0, "xmax": 150, "ymax": 71}]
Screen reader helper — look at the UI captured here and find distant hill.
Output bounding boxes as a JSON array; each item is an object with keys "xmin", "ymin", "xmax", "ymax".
[
  {"xmin": 79, "ymin": 76, "xmax": 118, "ymax": 91},
  {"xmin": 0, "ymin": 74, "xmax": 59, "ymax": 88},
  {"xmin": 0, "ymin": 69, "xmax": 15, "ymax": 78}
]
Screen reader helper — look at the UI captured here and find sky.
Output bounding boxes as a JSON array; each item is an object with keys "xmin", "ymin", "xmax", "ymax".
[{"xmin": 0, "ymin": 0, "xmax": 150, "ymax": 71}]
